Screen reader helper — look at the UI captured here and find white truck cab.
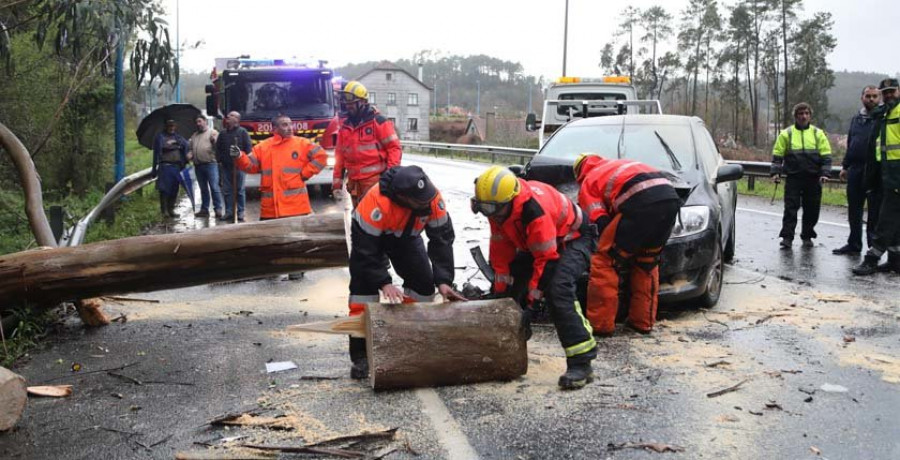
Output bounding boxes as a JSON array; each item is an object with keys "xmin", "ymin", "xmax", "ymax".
[{"xmin": 526, "ymin": 76, "xmax": 660, "ymax": 147}]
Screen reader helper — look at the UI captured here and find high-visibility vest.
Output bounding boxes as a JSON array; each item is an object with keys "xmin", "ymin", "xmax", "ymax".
[
  {"xmin": 771, "ymin": 124, "xmax": 832, "ymax": 176},
  {"xmin": 875, "ymin": 103, "xmax": 900, "ymax": 191}
]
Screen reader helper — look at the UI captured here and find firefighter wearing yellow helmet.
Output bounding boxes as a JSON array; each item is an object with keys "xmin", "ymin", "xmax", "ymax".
[
  {"xmin": 333, "ymin": 80, "xmax": 403, "ymax": 207},
  {"xmin": 472, "ymin": 165, "xmax": 597, "ymax": 390}
]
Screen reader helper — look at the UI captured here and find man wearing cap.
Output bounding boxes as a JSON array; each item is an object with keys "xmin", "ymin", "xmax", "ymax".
[
  {"xmin": 346, "ymin": 165, "xmax": 466, "ymax": 379},
  {"xmin": 834, "ymin": 86, "xmax": 881, "ymax": 255},
  {"xmin": 151, "ymin": 119, "xmax": 190, "ymax": 218},
  {"xmin": 770, "ymin": 102, "xmax": 833, "ymax": 249},
  {"xmin": 854, "ymin": 78, "xmax": 900, "ymax": 275},
  {"xmin": 333, "ymin": 80, "xmax": 403, "ymax": 207}
]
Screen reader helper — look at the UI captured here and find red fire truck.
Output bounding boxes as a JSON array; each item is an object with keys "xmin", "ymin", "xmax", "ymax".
[{"xmin": 205, "ymin": 57, "xmax": 340, "ymax": 192}]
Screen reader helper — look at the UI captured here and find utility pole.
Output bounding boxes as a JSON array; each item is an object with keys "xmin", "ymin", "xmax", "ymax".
[
  {"xmin": 476, "ymin": 80, "xmax": 481, "ymax": 116},
  {"xmin": 174, "ymin": 0, "xmax": 181, "ymax": 103},
  {"xmin": 562, "ymin": 0, "xmax": 569, "ymax": 77}
]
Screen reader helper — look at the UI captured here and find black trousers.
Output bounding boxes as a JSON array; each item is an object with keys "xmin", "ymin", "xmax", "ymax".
[
  {"xmin": 780, "ymin": 174, "xmax": 822, "ymax": 240},
  {"xmin": 869, "ymin": 189, "xmax": 900, "ymax": 256},
  {"xmin": 508, "ymin": 234, "xmax": 598, "ymax": 362},
  {"xmin": 349, "ymin": 235, "xmax": 435, "ymax": 302},
  {"xmin": 846, "ymin": 165, "xmax": 882, "ymax": 250},
  {"xmin": 615, "ymin": 199, "xmax": 681, "ymax": 254}
]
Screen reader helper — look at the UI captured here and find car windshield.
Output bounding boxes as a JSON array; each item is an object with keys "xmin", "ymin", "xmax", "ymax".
[
  {"xmin": 225, "ymin": 72, "xmax": 334, "ymax": 120},
  {"xmin": 538, "ymin": 122, "xmax": 696, "ymax": 172}
]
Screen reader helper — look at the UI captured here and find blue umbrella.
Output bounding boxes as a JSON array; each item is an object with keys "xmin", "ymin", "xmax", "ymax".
[{"xmin": 179, "ymin": 165, "xmax": 196, "ymax": 212}]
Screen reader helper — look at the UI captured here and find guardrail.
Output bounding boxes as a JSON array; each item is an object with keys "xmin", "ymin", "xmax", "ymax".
[
  {"xmin": 401, "ymin": 141, "xmax": 844, "ymax": 190},
  {"xmin": 62, "ymin": 167, "xmax": 156, "ymax": 247}
]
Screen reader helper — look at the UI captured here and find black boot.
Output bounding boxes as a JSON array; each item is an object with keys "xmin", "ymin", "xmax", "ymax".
[
  {"xmin": 877, "ymin": 252, "xmax": 900, "ymax": 273},
  {"xmin": 349, "ymin": 337, "xmax": 369, "ymax": 380},
  {"xmin": 558, "ymin": 357, "xmax": 594, "ymax": 390},
  {"xmin": 159, "ymin": 194, "xmax": 170, "ymax": 217},
  {"xmin": 853, "ymin": 255, "xmax": 881, "ymax": 276},
  {"xmin": 166, "ymin": 196, "xmax": 179, "ymax": 218}
]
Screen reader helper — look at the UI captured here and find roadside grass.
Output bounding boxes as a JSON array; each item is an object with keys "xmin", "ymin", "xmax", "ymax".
[
  {"xmin": 1, "ymin": 307, "xmax": 59, "ymax": 368},
  {"xmin": 736, "ymin": 177, "xmax": 848, "ymax": 207}
]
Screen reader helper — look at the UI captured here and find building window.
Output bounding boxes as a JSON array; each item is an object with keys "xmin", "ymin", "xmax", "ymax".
[
  {"xmin": 387, "ymin": 92, "xmax": 396, "ymax": 105},
  {"xmin": 386, "ymin": 72, "xmax": 392, "ymax": 81},
  {"xmin": 368, "ymin": 92, "xmax": 376, "ymax": 104},
  {"xmin": 407, "ymin": 118, "xmax": 418, "ymax": 132},
  {"xmin": 408, "ymin": 93, "xmax": 418, "ymax": 106},
  {"xmin": 388, "ymin": 117, "xmax": 397, "ymax": 126}
]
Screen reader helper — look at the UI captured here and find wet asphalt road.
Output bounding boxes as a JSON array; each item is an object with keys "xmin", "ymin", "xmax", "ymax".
[{"xmin": 2, "ymin": 154, "xmax": 899, "ymax": 459}]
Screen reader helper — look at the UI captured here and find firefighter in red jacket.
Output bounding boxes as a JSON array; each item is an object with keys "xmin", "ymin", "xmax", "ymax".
[
  {"xmin": 333, "ymin": 81, "xmax": 403, "ymax": 207},
  {"xmin": 231, "ymin": 114, "xmax": 327, "ymax": 219},
  {"xmin": 347, "ymin": 165, "xmax": 466, "ymax": 379},
  {"xmin": 575, "ymin": 153, "xmax": 681, "ymax": 336},
  {"xmin": 472, "ymin": 166, "xmax": 597, "ymax": 390}
]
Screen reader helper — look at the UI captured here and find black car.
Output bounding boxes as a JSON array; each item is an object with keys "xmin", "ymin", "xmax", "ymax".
[{"xmin": 521, "ymin": 115, "xmax": 743, "ymax": 307}]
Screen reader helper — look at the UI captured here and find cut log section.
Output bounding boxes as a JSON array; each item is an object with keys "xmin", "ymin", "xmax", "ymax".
[
  {"xmin": 0, "ymin": 213, "xmax": 348, "ymax": 309},
  {"xmin": 367, "ymin": 298, "xmax": 527, "ymax": 391},
  {"xmin": 0, "ymin": 366, "xmax": 27, "ymax": 431}
]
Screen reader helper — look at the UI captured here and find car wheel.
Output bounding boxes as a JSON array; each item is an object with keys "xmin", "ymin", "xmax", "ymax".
[
  {"xmin": 698, "ymin": 234, "xmax": 724, "ymax": 308},
  {"xmin": 724, "ymin": 217, "xmax": 736, "ymax": 263}
]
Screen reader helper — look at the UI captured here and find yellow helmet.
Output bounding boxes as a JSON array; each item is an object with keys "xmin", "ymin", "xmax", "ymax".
[
  {"xmin": 573, "ymin": 152, "xmax": 599, "ymax": 178},
  {"xmin": 341, "ymin": 80, "xmax": 368, "ymax": 102},
  {"xmin": 473, "ymin": 165, "xmax": 519, "ymax": 208}
]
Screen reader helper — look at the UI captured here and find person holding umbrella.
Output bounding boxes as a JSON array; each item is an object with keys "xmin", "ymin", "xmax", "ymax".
[{"xmin": 152, "ymin": 119, "xmax": 191, "ymax": 218}]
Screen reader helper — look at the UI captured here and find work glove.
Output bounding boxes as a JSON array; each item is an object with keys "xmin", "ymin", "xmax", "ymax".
[
  {"xmin": 229, "ymin": 145, "xmax": 241, "ymax": 158},
  {"xmin": 332, "ymin": 179, "xmax": 344, "ymax": 200}
]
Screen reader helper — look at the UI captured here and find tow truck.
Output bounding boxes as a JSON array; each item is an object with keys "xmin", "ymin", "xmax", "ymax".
[
  {"xmin": 526, "ymin": 76, "xmax": 661, "ymax": 147},
  {"xmin": 205, "ymin": 57, "xmax": 340, "ymax": 193}
]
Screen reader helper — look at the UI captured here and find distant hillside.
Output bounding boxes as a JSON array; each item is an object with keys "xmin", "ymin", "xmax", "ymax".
[{"xmin": 826, "ymin": 71, "xmax": 892, "ymax": 133}]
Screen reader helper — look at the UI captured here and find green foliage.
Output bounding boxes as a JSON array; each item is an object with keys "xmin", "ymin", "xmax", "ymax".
[
  {"xmin": 737, "ymin": 176, "xmax": 847, "ymax": 207},
  {"xmin": 1, "ymin": 306, "xmax": 57, "ymax": 368}
]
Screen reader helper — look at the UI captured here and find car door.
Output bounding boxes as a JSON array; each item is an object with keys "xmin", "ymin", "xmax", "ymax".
[{"xmin": 694, "ymin": 121, "xmax": 736, "ymax": 240}]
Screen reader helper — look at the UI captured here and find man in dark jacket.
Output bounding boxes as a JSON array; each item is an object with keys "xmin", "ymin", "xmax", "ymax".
[
  {"xmin": 152, "ymin": 120, "xmax": 190, "ymax": 218},
  {"xmin": 834, "ymin": 86, "xmax": 881, "ymax": 254},
  {"xmin": 215, "ymin": 111, "xmax": 253, "ymax": 222}
]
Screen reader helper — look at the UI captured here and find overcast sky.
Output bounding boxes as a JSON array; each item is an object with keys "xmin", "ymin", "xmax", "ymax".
[{"xmin": 163, "ymin": 0, "xmax": 898, "ymax": 80}]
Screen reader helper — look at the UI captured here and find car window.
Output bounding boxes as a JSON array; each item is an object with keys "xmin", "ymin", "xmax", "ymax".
[
  {"xmin": 538, "ymin": 122, "xmax": 696, "ymax": 172},
  {"xmin": 694, "ymin": 124, "xmax": 721, "ymax": 180}
]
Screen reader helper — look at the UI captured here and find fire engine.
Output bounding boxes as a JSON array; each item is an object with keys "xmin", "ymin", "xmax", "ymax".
[{"xmin": 205, "ymin": 57, "xmax": 341, "ymax": 191}]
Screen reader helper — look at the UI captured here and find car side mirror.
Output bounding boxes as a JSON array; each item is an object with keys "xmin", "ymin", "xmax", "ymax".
[
  {"xmin": 716, "ymin": 164, "xmax": 743, "ymax": 183},
  {"xmin": 525, "ymin": 113, "xmax": 539, "ymax": 132},
  {"xmin": 508, "ymin": 164, "xmax": 525, "ymax": 177}
]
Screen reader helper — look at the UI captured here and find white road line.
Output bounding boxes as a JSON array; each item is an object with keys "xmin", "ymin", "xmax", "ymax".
[
  {"xmin": 415, "ymin": 388, "xmax": 480, "ymax": 460},
  {"xmin": 737, "ymin": 207, "xmax": 849, "ymax": 228}
]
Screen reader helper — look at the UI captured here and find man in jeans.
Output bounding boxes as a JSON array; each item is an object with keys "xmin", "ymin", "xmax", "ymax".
[
  {"xmin": 189, "ymin": 116, "xmax": 222, "ymax": 218},
  {"xmin": 216, "ymin": 111, "xmax": 252, "ymax": 222}
]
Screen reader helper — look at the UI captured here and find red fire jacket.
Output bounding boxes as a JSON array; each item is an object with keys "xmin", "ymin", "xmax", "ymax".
[
  {"xmin": 334, "ymin": 106, "xmax": 402, "ymax": 182},
  {"xmin": 490, "ymin": 179, "xmax": 584, "ymax": 300}
]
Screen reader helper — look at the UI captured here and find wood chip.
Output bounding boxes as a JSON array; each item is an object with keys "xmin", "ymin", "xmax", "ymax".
[
  {"xmin": 26, "ymin": 385, "xmax": 72, "ymax": 397},
  {"xmin": 607, "ymin": 442, "xmax": 685, "ymax": 453},
  {"xmin": 706, "ymin": 379, "xmax": 749, "ymax": 398}
]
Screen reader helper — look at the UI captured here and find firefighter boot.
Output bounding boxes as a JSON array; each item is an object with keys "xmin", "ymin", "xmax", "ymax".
[
  {"xmin": 852, "ymin": 255, "xmax": 881, "ymax": 276},
  {"xmin": 349, "ymin": 337, "xmax": 369, "ymax": 380},
  {"xmin": 558, "ymin": 357, "xmax": 594, "ymax": 390},
  {"xmin": 877, "ymin": 252, "xmax": 900, "ymax": 274}
]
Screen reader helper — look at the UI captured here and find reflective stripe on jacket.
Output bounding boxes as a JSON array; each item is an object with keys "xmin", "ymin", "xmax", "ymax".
[
  {"xmin": 576, "ymin": 155, "xmax": 677, "ymax": 228},
  {"xmin": 236, "ymin": 134, "xmax": 327, "ymax": 218},
  {"xmin": 771, "ymin": 124, "xmax": 833, "ymax": 176},
  {"xmin": 875, "ymin": 103, "xmax": 900, "ymax": 190},
  {"xmin": 334, "ymin": 106, "xmax": 402, "ymax": 181},
  {"xmin": 490, "ymin": 179, "xmax": 583, "ymax": 295},
  {"xmin": 351, "ymin": 184, "xmax": 455, "ymax": 286}
]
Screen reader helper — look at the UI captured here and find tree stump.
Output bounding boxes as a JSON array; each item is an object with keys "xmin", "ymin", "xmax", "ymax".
[
  {"xmin": 365, "ymin": 298, "xmax": 527, "ymax": 391},
  {"xmin": 0, "ymin": 366, "xmax": 27, "ymax": 431}
]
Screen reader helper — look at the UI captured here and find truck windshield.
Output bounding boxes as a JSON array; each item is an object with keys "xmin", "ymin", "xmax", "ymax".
[
  {"xmin": 225, "ymin": 71, "xmax": 334, "ymax": 120},
  {"xmin": 538, "ymin": 123, "xmax": 695, "ymax": 172},
  {"xmin": 555, "ymin": 92, "xmax": 627, "ymax": 116}
]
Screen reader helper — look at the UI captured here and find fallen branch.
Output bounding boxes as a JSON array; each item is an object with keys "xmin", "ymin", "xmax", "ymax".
[
  {"xmin": 704, "ymin": 360, "xmax": 731, "ymax": 368},
  {"xmin": 102, "ymin": 296, "xmax": 160, "ymax": 304},
  {"xmin": 40, "ymin": 361, "xmax": 141, "ymax": 383},
  {"xmin": 706, "ymin": 379, "xmax": 749, "ymax": 398},
  {"xmin": 702, "ymin": 312, "xmax": 730, "ymax": 330},
  {"xmin": 108, "ymin": 372, "xmax": 143, "ymax": 386},
  {"xmin": 306, "ymin": 428, "xmax": 398, "ymax": 447},
  {"xmin": 239, "ymin": 444, "xmax": 365, "ymax": 458},
  {"xmin": 607, "ymin": 442, "xmax": 684, "ymax": 453},
  {"xmin": 299, "ymin": 375, "xmax": 341, "ymax": 381}
]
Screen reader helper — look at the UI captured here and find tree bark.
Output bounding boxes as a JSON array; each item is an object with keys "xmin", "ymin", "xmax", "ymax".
[
  {"xmin": 365, "ymin": 298, "xmax": 528, "ymax": 391},
  {"xmin": 0, "ymin": 122, "xmax": 56, "ymax": 248},
  {"xmin": 0, "ymin": 366, "xmax": 27, "ymax": 431},
  {"xmin": 0, "ymin": 213, "xmax": 347, "ymax": 309}
]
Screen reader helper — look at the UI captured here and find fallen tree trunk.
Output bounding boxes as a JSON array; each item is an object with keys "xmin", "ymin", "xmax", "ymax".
[
  {"xmin": 288, "ymin": 298, "xmax": 528, "ymax": 390},
  {"xmin": 0, "ymin": 213, "xmax": 347, "ymax": 309},
  {"xmin": 367, "ymin": 299, "xmax": 528, "ymax": 390},
  {"xmin": 0, "ymin": 366, "xmax": 27, "ymax": 431}
]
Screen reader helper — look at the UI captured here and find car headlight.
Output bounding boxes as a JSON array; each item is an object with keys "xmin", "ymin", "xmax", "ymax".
[
  {"xmin": 669, "ymin": 206, "xmax": 710, "ymax": 238},
  {"xmin": 326, "ymin": 156, "xmax": 336, "ymax": 167}
]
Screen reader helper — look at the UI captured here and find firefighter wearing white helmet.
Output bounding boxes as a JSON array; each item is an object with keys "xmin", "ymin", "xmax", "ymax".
[{"xmin": 333, "ymin": 80, "xmax": 403, "ymax": 207}]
